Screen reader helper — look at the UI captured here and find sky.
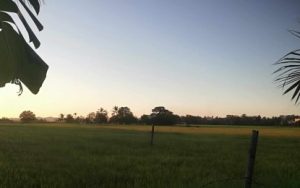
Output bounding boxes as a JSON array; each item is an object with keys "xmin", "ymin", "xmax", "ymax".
[{"xmin": 1, "ymin": 0, "xmax": 300, "ymax": 118}]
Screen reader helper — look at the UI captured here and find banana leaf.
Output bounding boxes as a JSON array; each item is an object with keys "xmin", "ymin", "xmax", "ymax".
[{"xmin": 0, "ymin": 0, "xmax": 48, "ymax": 95}]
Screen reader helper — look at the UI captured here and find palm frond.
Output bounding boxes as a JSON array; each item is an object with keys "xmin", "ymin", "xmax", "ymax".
[
  {"xmin": 274, "ymin": 42, "xmax": 300, "ymax": 103},
  {"xmin": 289, "ymin": 30, "xmax": 300, "ymax": 39}
]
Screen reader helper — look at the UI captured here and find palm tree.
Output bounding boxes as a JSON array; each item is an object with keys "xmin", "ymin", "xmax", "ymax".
[
  {"xmin": 274, "ymin": 29, "xmax": 300, "ymax": 103},
  {"xmin": 59, "ymin": 113, "xmax": 64, "ymax": 122},
  {"xmin": 0, "ymin": 0, "xmax": 48, "ymax": 95},
  {"xmin": 112, "ymin": 106, "xmax": 119, "ymax": 116},
  {"xmin": 98, "ymin": 107, "xmax": 107, "ymax": 114}
]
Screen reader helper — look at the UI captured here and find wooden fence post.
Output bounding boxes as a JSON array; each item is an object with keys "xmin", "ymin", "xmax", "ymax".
[
  {"xmin": 245, "ymin": 130, "xmax": 259, "ymax": 188},
  {"xmin": 150, "ymin": 124, "xmax": 155, "ymax": 145}
]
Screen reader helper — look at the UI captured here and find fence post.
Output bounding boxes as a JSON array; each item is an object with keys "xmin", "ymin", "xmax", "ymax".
[
  {"xmin": 245, "ymin": 130, "xmax": 259, "ymax": 188},
  {"xmin": 150, "ymin": 124, "xmax": 155, "ymax": 145}
]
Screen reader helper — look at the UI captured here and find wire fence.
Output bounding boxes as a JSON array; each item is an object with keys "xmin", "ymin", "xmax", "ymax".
[{"xmin": 199, "ymin": 130, "xmax": 264, "ymax": 188}]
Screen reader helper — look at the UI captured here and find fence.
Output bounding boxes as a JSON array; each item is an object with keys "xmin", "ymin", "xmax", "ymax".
[{"xmin": 150, "ymin": 128, "xmax": 267, "ymax": 188}]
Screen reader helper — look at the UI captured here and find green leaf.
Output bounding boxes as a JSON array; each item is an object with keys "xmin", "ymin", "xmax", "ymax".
[
  {"xmin": 28, "ymin": 0, "xmax": 41, "ymax": 14},
  {"xmin": 0, "ymin": 11, "xmax": 15, "ymax": 25},
  {"xmin": 19, "ymin": 0, "xmax": 43, "ymax": 31},
  {"xmin": 289, "ymin": 30, "xmax": 300, "ymax": 39},
  {"xmin": 18, "ymin": 39, "xmax": 48, "ymax": 94},
  {"xmin": 0, "ymin": 22, "xmax": 48, "ymax": 94},
  {"xmin": 0, "ymin": 0, "xmax": 48, "ymax": 95},
  {"xmin": 0, "ymin": 0, "xmax": 18, "ymax": 13},
  {"xmin": 17, "ymin": 11, "xmax": 40, "ymax": 48},
  {"xmin": 0, "ymin": 25, "xmax": 17, "ymax": 87},
  {"xmin": 273, "ymin": 64, "xmax": 300, "ymax": 74},
  {"xmin": 292, "ymin": 83, "xmax": 300, "ymax": 100},
  {"xmin": 283, "ymin": 81, "xmax": 300, "ymax": 95}
]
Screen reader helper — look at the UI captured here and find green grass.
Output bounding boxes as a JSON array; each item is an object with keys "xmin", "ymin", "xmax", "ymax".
[{"xmin": 0, "ymin": 124, "xmax": 299, "ymax": 187}]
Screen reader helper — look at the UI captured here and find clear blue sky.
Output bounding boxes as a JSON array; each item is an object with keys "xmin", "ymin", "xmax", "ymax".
[{"xmin": 1, "ymin": 0, "xmax": 300, "ymax": 118}]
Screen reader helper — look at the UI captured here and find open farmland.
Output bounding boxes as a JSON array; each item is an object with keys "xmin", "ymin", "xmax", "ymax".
[{"xmin": 0, "ymin": 124, "xmax": 299, "ymax": 187}]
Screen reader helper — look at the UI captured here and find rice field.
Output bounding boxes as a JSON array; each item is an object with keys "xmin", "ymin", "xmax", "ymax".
[{"xmin": 0, "ymin": 123, "xmax": 299, "ymax": 187}]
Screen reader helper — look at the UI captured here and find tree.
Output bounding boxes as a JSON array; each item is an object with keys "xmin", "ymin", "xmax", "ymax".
[
  {"xmin": 0, "ymin": 0, "xmax": 48, "ymax": 94},
  {"xmin": 58, "ymin": 113, "xmax": 64, "ymax": 122},
  {"xmin": 112, "ymin": 106, "xmax": 119, "ymax": 116},
  {"xmin": 274, "ymin": 27, "xmax": 300, "ymax": 103},
  {"xmin": 0, "ymin": 117, "xmax": 13, "ymax": 123},
  {"xmin": 183, "ymin": 115, "xmax": 203, "ymax": 125},
  {"xmin": 19, "ymin": 110, "xmax": 36, "ymax": 123},
  {"xmin": 140, "ymin": 114, "xmax": 152, "ymax": 125},
  {"xmin": 75, "ymin": 116, "xmax": 85, "ymax": 124},
  {"xmin": 86, "ymin": 112, "xmax": 96, "ymax": 124},
  {"xmin": 65, "ymin": 114, "xmax": 74, "ymax": 123},
  {"xmin": 95, "ymin": 108, "xmax": 108, "ymax": 124},
  {"xmin": 110, "ymin": 106, "xmax": 137, "ymax": 124},
  {"xmin": 151, "ymin": 106, "xmax": 178, "ymax": 125}
]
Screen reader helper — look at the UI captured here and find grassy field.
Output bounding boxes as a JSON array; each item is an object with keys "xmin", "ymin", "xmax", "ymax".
[{"xmin": 0, "ymin": 124, "xmax": 299, "ymax": 187}]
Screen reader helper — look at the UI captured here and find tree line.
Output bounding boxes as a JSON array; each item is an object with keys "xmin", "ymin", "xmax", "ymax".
[{"xmin": 8, "ymin": 106, "xmax": 300, "ymax": 126}]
